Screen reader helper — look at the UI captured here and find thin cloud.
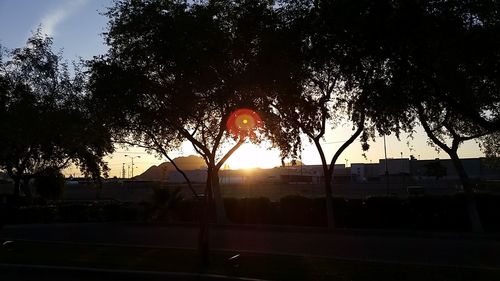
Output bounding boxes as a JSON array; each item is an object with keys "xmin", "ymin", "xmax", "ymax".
[{"xmin": 38, "ymin": 0, "xmax": 89, "ymax": 37}]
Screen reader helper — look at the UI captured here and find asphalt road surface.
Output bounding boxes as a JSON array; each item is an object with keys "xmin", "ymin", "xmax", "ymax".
[
  {"xmin": 0, "ymin": 264, "xmax": 266, "ymax": 281},
  {"xmin": 1, "ymin": 223, "xmax": 499, "ymax": 269}
]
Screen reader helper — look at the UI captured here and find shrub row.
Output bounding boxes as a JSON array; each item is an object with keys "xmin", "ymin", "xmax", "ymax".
[
  {"xmin": 1, "ymin": 202, "xmax": 146, "ymax": 224},
  {"xmin": 2, "ymin": 194, "xmax": 500, "ymax": 232},
  {"xmin": 174, "ymin": 194, "xmax": 500, "ymax": 232}
]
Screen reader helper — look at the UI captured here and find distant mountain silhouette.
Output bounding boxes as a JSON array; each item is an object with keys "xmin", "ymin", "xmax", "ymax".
[{"xmin": 136, "ymin": 155, "xmax": 207, "ymax": 181}]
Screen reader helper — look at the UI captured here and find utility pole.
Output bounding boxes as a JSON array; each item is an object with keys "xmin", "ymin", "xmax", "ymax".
[
  {"xmin": 384, "ymin": 135, "xmax": 389, "ymax": 195},
  {"xmin": 125, "ymin": 155, "xmax": 141, "ymax": 179},
  {"xmin": 122, "ymin": 163, "xmax": 126, "ymax": 179}
]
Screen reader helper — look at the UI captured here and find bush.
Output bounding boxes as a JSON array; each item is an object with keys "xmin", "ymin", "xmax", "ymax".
[
  {"xmin": 173, "ymin": 199, "xmax": 202, "ymax": 222},
  {"xmin": 4, "ymin": 193, "xmax": 500, "ymax": 232},
  {"xmin": 15, "ymin": 205, "xmax": 57, "ymax": 223},
  {"xmin": 279, "ymin": 195, "xmax": 316, "ymax": 226},
  {"xmin": 101, "ymin": 202, "xmax": 139, "ymax": 221},
  {"xmin": 58, "ymin": 204, "xmax": 91, "ymax": 222},
  {"xmin": 151, "ymin": 187, "xmax": 184, "ymax": 221},
  {"xmin": 332, "ymin": 197, "xmax": 365, "ymax": 228},
  {"xmin": 34, "ymin": 168, "xmax": 65, "ymax": 200},
  {"xmin": 152, "ymin": 187, "xmax": 183, "ymax": 208},
  {"xmin": 406, "ymin": 195, "xmax": 468, "ymax": 231},
  {"xmin": 363, "ymin": 196, "xmax": 408, "ymax": 228},
  {"xmin": 225, "ymin": 197, "xmax": 272, "ymax": 224},
  {"xmin": 476, "ymin": 193, "xmax": 500, "ymax": 232}
]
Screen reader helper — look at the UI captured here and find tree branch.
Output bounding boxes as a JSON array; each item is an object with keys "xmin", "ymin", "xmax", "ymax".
[
  {"xmin": 215, "ymin": 138, "xmax": 245, "ymax": 172},
  {"xmin": 328, "ymin": 111, "xmax": 365, "ymax": 175},
  {"xmin": 211, "ymin": 112, "xmax": 230, "ymax": 159},
  {"xmin": 417, "ymin": 104, "xmax": 454, "ymax": 155}
]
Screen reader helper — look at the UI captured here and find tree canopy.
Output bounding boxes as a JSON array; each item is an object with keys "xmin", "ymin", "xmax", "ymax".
[
  {"xmin": 311, "ymin": 0, "xmax": 500, "ymax": 232},
  {"xmin": 0, "ymin": 32, "xmax": 113, "ymax": 198},
  {"xmin": 89, "ymin": 0, "xmax": 303, "ymax": 264}
]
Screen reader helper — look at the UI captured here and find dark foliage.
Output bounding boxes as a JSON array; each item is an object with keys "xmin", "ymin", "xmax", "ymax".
[
  {"xmin": 89, "ymin": 0, "xmax": 294, "ymax": 224},
  {"xmin": 225, "ymin": 197, "xmax": 273, "ymax": 224},
  {"xmin": 171, "ymin": 195, "xmax": 500, "ymax": 231},
  {"xmin": 0, "ymin": 31, "xmax": 113, "ymax": 200},
  {"xmin": 34, "ymin": 167, "xmax": 65, "ymax": 200},
  {"xmin": 3, "ymin": 194, "xmax": 500, "ymax": 232}
]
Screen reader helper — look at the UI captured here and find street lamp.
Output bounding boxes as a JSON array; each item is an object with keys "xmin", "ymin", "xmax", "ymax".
[{"xmin": 124, "ymin": 155, "xmax": 141, "ymax": 179}]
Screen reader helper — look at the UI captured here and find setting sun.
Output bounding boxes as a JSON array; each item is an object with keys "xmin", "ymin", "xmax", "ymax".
[{"xmin": 224, "ymin": 142, "xmax": 281, "ymax": 170}]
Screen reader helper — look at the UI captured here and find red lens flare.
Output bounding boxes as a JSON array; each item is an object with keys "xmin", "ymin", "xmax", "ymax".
[{"xmin": 226, "ymin": 108, "xmax": 262, "ymax": 139}]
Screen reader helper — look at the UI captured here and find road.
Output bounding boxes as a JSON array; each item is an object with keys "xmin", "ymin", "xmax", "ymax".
[
  {"xmin": 0, "ymin": 264, "xmax": 266, "ymax": 281},
  {"xmin": 1, "ymin": 223, "xmax": 500, "ymax": 269}
]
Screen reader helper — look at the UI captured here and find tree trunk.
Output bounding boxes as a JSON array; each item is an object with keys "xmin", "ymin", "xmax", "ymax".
[
  {"xmin": 13, "ymin": 178, "xmax": 21, "ymax": 199},
  {"xmin": 198, "ymin": 167, "xmax": 212, "ymax": 267},
  {"xmin": 7, "ymin": 168, "xmax": 21, "ymax": 200},
  {"xmin": 314, "ymin": 139, "xmax": 336, "ymax": 229},
  {"xmin": 324, "ymin": 175, "xmax": 335, "ymax": 229},
  {"xmin": 321, "ymin": 113, "xmax": 365, "ymax": 229},
  {"xmin": 211, "ymin": 171, "xmax": 227, "ymax": 224},
  {"xmin": 417, "ymin": 108, "xmax": 483, "ymax": 233},
  {"xmin": 20, "ymin": 176, "xmax": 32, "ymax": 201},
  {"xmin": 449, "ymin": 151, "xmax": 483, "ymax": 233}
]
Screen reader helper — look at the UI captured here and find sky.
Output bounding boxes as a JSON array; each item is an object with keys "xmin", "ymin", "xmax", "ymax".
[{"xmin": 0, "ymin": 0, "xmax": 486, "ymax": 177}]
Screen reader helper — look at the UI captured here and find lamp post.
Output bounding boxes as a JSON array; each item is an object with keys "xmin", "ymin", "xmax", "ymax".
[{"xmin": 124, "ymin": 155, "xmax": 141, "ymax": 179}]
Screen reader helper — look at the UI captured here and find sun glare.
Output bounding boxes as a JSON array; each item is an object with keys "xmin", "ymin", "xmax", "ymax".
[
  {"xmin": 225, "ymin": 142, "xmax": 281, "ymax": 170},
  {"xmin": 226, "ymin": 108, "xmax": 262, "ymax": 139},
  {"xmin": 224, "ymin": 108, "xmax": 274, "ymax": 169}
]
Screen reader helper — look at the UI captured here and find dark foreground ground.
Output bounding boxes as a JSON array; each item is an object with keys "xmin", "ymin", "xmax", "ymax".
[{"xmin": 1, "ymin": 223, "xmax": 500, "ymax": 280}]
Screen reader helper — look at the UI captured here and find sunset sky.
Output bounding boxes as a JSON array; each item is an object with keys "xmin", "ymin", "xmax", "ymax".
[{"xmin": 0, "ymin": 0, "xmax": 485, "ymax": 177}]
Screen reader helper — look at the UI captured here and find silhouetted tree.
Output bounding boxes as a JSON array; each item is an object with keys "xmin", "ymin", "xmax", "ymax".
[
  {"xmin": 0, "ymin": 32, "xmax": 113, "ymax": 202},
  {"xmin": 325, "ymin": 0, "xmax": 500, "ymax": 232},
  {"xmin": 283, "ymin": 0, "xmax": 500, "ymax": 232},
  {"xmin": 479, "ymin": 133, "xmax": 500, "ymax": 168},
  {"xmin": 264, "ymin": 1, "xmax": 402, "ymax": 228},
  {"xmin": 480, "ymin": 133, "xmax": 500, "ymax": 159},
  {"xmin": 417, "ymin": 105, "xmax": 490, "ymax": 232},
  {"xmin": 89, "ymin": 0, "xmax": 282, "ymax": 265},
  {"xmin": 388, "ymin": 0, "xmax": 500, "ymax": 232}
]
